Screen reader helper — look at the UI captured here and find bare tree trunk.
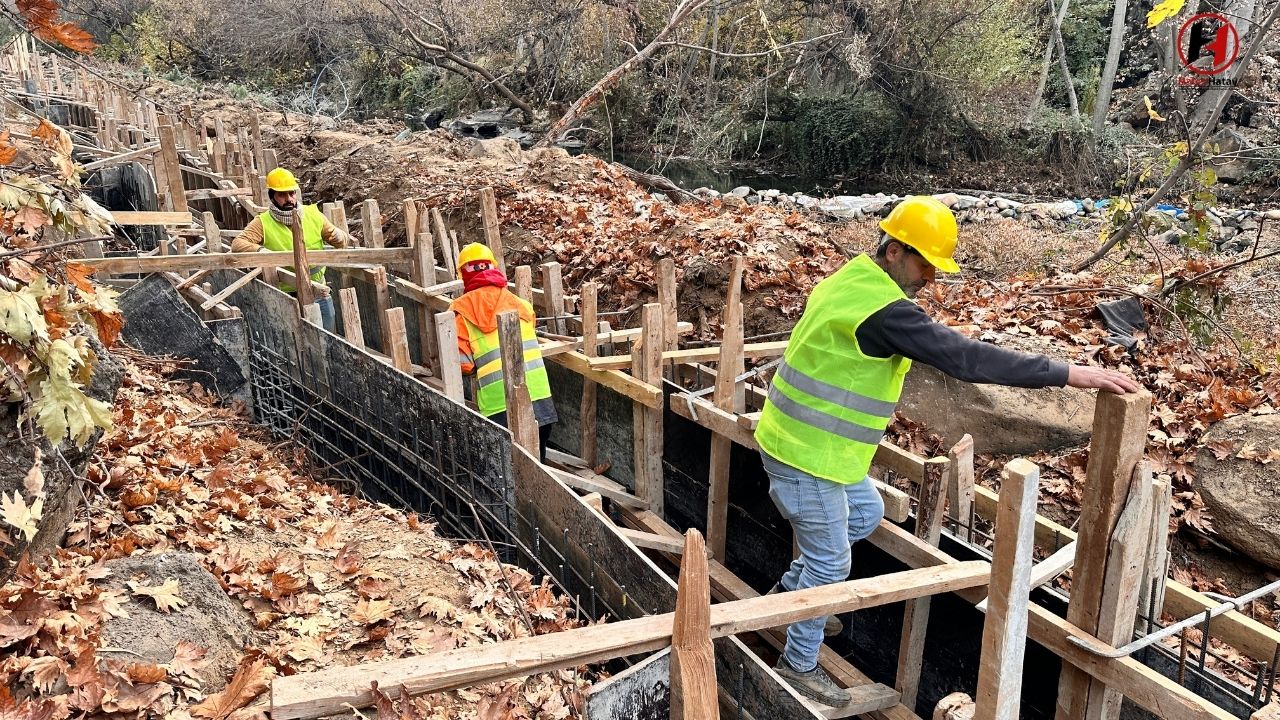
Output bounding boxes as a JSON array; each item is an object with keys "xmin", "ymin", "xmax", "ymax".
[
  {"xmin": 539, "ymin": 0, "xmax": 718, "ymax": 147},
  {"xmin": 1091, "ymin": 0, "xmax": 1127, "ymax": 135},
  {"xmin": 1025, "ymin": 0, "xmax": 1061, "ymax": 123},
  {"xmin": 1053, "ymin": 0, "xmax": 1081, "ymax": 118},
  {"xmin": 1189, "ymin": 0, "xmax": 1259, "ymax": 129},
  {"xmin": 707, "ymin": 5, "xmax": 721, "ymax": 105}
]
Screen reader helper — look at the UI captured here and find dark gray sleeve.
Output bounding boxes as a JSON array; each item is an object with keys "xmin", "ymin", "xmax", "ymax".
[{"xmin": 856, "ymin": 300, "xmax": 1070, "ymax": 388}]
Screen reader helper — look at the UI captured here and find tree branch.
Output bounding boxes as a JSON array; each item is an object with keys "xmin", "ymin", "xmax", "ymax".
[{"xmin": 660, "ymin": 30, "xmax": 841, "ymax": 58}]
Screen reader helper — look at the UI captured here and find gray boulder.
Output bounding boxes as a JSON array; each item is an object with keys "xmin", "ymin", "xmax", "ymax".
[
  {"xmin": 1193, "ymin": 414, "xmax": 1280, "ymax": 569},
  {"xmin": 1209, "ymin": 128, "xmax": 1258, "ymax": 183},
  {"xmin": 898, "ymin": 362, "xmax": 1094, "ymax": 455}
]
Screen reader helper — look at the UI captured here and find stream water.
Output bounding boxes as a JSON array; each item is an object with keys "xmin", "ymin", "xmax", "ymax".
[{"xmin": 583, "ymin": 149, "xmax": 861, "ymax": 197}]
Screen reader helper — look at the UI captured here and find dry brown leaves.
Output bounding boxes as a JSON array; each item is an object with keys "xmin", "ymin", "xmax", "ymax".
[{"xmin": 0, "ymin": 361, "xmax": 595, "ymax": 719}]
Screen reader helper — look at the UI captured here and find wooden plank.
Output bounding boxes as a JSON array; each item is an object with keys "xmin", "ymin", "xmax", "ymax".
[
  {"xmin": 80, "ymin": 143, "xmax": 159, "ymax": 171},
  {"xmin": 184, "ymin": 187, "xmax": 253, "ymax": 201},
  {"xmin": 619, "ymin": 527, "xmax": 696, "ymax": 555},
  {"xmin": 1055, "ymin": 391, "xmax": 1151, "ymax": 720},
  {"xmin": 406, "ymin": 199, "xmax": 436, "ymax": 371},
  {"xmin": 947, "ymin": 434, "xmax": 975, "ymax": 541},
  {"xmin": 632, "ymin": 303, "xmax": 665, "ymax": 514},
  {"xmin": 78, "ymin": 248, "xmax": 411, "ymax": 273},
  {"xmin": 433, "ymin": 311, "xmax": 465, "ymax": 402},
  {"xmin": 430, "ymin": 207, "xmax": 453, "ymax": 279},
  {"xmin": 588, "ymin": 340, "xmax": 789, "ymax": 370},
  {"xmin": 270, "ymin": 562, "xmax": 988, "ymax": 720},
  {"xmin": 498, "ymin": 309, "xmax": 540, "ymax": 456},
  {"xmin": 707, "ymin": 256, "xmax": 744, "ymax": 562},
  {"xmin": 479, "ymin": 186, "xmax": 504, "ymax": 273},
  {"xmin": 384, "ymin": 308, "xmax": 412, "ymax": 373},
  {"xmin": 1139, "ymin": 475, "xmax": 1172, "ymax": 631},
  {"xmin": 555, "ymin": 351, "xmax": 663, "ymax": 409},
  {"xmin": 896, "ymin": 456, "xmax": 950, "ymax": 710},
  {"xmin": 514, "ymin": 265, "xmax": 532, "ymax": 305},
  {"xmin": 158, "ymin": 123, "xmax": 187, "ymax": 213},
  {"xmin": 541, "ymin": 262, "xmax": 565, "ymax": 334},
  {"xmin": 361, "ymin": 199, "xmax": 383, "ymax": 248},
  {"xmin": 586, "ymin": 648, "xmax": 672, "ymax": 719},
  {"xmin": 973, "ymin": 459, "xmax": 1039, "ymax": 720},
  {"xmin": 370, "ymin": 267, "xmax": 394, "ymax": 353},
  {"xmin": 866, "ymin": 522, "xmax": 1237, "ymax": 720},
  {"xmin": 289, "ymin": 208, "xmax": 315, "ymax": 311},
  {"xmin": 671, "ymin": 530, "xmax": 719, "ymax": 720},
  {"xmin": 338, "ymin": 287, "xmax": 364, "ymax": 348},
  {"xmin": 657, "ymin": 256, "xmax": 679, "ymax": 378},
  {"xmin": 109, "ymin": 210, "xmax": 191, "ymax": 226},
  {"xmin": 580, "ymin": 282, "xmax": 600, "ymax": 468},
  {"xmin": 199, "ymin": 268, "xmax": 261, "ymax": 311},
  {"xmin": 202, "ymin": 211, "xmax": 221, "ymax": 253},
  {"xmin": 546, "ymin": 466, "xmax": 648, "ymax": 509},
  {"xmin": 977, "ymin": 541, "xmax": 1076, "ymax": 614}
]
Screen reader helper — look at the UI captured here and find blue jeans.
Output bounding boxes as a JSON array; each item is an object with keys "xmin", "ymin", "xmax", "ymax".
[
  {"xmin": 761, "ymin": 450, "xmax": 884, "ymax": 672},
  {"xmin": 316, "ymin": 296, "xmax": 335, "ymax": 333}
]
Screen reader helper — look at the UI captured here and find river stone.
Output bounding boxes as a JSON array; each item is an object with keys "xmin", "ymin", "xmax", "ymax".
[
  {"xmin": 897, "ymin": 361, "xmax": 1094, "ymax": 455},
  {"xmin": 101, "ymin": 552, "xmax": 253, "ymax": 691},
  {"xmin": 1209, "ymin": 128, "xmax": 1257, "ymax": 183},
  {"xmin": 817, "ymin": 195, "xmax": 890, "ymax": 220},
  {"xmin": 933, "ymin": 192, "xmax": 960, "ymax": 208},
  {"xmin": 728, "ymin": 186, "xmax": 752, "ymax": 198},
  {"xmin": 1265, "ymin": 209, "xmax": 1280, "ymax": 221},
  {"xmin": 952, "ymin": 195, "xmax": 981, "ymax": 211},
  {"xmin": 1193, "ymin": 414, "xmax": 1280, "ymax": 569}
]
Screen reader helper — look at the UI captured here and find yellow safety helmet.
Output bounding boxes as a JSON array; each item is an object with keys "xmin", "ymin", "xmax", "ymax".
[
  {"xmin": 879, "ymin": 196, "xmax": 960, "ymax": 273},
  {"xmin": 265, "ymin": 167, "xmax": 300, "ymax": 193},
  {"xmin": 457, "ymin": 243, "xmax": 497, "ymax": 278}
]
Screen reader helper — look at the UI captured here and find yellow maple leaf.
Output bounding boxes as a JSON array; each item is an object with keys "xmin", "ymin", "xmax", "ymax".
[
  {"xmin": 0, "ymin": 287, "xmax": 49, "ymax": 346},
  {"xmin": 31, "ymin": 371, "xmax": 112, "ymax": 447},
  {"xmin": 1147, "ymin": 0, "xmax": 1186, "ymax": 28},
  {"xmin": 352, "ymin": 598, "xmax": 393, "ymax": 625},
  {"xmin": 12, "ymin": 205, "xmax": 48, "ymax": 231},
  {"xmin": 1, "ymin": 490, "xmax": 43, "ymax": 542},
  {"xmin": 127, "ymin": 578, "xmax": 189, "ymax": 613},
  {"xmin": 1143, "ymin": 96, "xmax": 1166, "ymax": 122}
]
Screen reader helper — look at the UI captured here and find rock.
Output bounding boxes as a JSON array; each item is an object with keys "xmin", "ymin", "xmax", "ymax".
[
  {"xmin": 1176, "ymin": 211, "xmax": 1190, "ymax": 221},
  {"xmin": 1194, "ymin": 414, "xmax": 1280, "ymax": 569},
  {"xmin": 897, "ymin": 361, "xmax": 1095, "ymax": 455},
  {"xmin": 101, "ymin": 552, "xmax": 255, "ymax": 690},
  {"xmin": 1265, "ymin": 209, "xmax": 1280, "ymax": 221},
  {"xmin": 762, "ymin": 188, "xmax": 781, "ymax": 199},
  {"xmin": 1209, "ymin": 128, "xmax": 1258, "ymax": 183},
  {"xmin": 794, "ymin": 195, "xmax": 818, "ymax": 209},
  {"xmin": 817, "ymin": 195, "xmax": 891, "ymax": 220},
  {"xmin": 1240, "ymin": 217, "xmax": 1260, "ymax": 233},
  {"xmin": 1000, "ymin": 208, "xmax": 1017, "ymax": 218},
  {"xmin": 1083, "ymin": 198, "xmax": 1096, "ymax": 213},
  {"xmin": 693, "ymin": 187, "xmax": 720, "ymax": 198},
  {"xmin": 933, "ymin": 192, "xmax": 960, "ymax": 208},
  {"xmin": 728, "ymin": 186, "xmax": 752, "ymax": 198},
  {"xmin": 721, "ymin": 195, "xmax": 747, "ymax": 209},
  {"xmin": 1022, "ymin": 200, "xmax": 1078, "ymax": 220},
  {"xmin": 465, "ymin": 137, "xmax": 523, "ymax": 162},
  {"xmin": 952, "ymin": 195, "xmax": 981, "ymax": 211},
  {"xmin": 1156, "ymin": 228, "xmax": 1186, "ymax": 245},
  {"xmin": 745, "ymin": 194, "xmax": 760, "ymax": 205}
]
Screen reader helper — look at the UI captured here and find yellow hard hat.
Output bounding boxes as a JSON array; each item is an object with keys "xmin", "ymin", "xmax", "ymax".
[
  {"xmin": 265, "ymin": 167, "xmax": 300, "ymax": 193},
  {"xmin": 457, "ymin": 243, "xmax": 496, "ymax": 277},
  {"xmin": 879, "ymin": 196, "xmax": 960, "ymax": 273}
]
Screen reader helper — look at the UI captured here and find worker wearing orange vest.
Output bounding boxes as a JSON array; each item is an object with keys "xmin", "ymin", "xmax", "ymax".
[
  {"xmin": 450, "ymin": 244, "xmax": 557, "ymax": 460},
  {"xmin": 231, "ymin": 167, "xmax": 354, "ymax": 331},
  {"xmin": 756, "ymin": 196, "xmax": 1140, "ymax": 706}
]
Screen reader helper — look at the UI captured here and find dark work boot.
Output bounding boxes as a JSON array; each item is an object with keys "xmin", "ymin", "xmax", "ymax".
[
  {"xmin": 768, "ymin": 583, "xmax": 844, "ymax": 637},
  {"xmin": 773, "ymin": 656, "xmax": 851, "ymax": 707}
]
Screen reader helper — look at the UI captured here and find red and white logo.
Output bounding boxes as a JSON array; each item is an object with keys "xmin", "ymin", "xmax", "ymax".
[{"xmin": 1177, "ymin": 12, "xmax": 1240, "ymax": 76}]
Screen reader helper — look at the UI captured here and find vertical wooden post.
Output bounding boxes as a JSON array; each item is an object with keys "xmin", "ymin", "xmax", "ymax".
[
  {"xmin": 434, "ymin": 311, "xmax": 465, "ymax": 402},
  {"xmin": 479, "ymin": 186, "xmax": 505, "ymax": 273},
  {"xmin": 541, "ymin": 262, "xmax": 565, "ymax": 334},
  {"xmin": 974, "ymin": 458, "xmax": 1040, "ymax": 720},
  {"xmin": 706, "ymin": 257, "xmax": 744, "ymax": 562},
  {"xmin": 896, "ymin": 455, "xmax": 951, "ymax": 710},
  {"xmin": 948, "ymin": 434, "xmax": 976, "ymax": 542},
  {"xmin": 362, "ymin": 199, "xmax": 384, "ymax": 248},
  {"xmin": 431, "ymin": 207, "xmax": 453, "ymax": 280},
  {"xmin": 514, "ymin": 265, "xmax": 533, "ymax": 305},
  {"xmin": 303, "ymin": 302, "xmax": 323, "ymax": 327},
  {"xmin": 371, "ymin": 266, "xmax": 393, "ymax": 353},
  {"xmin": 657, "ymin": 257, "xmax": 679, "ymax": 380},
  {"xmin": 670, "ymin": 529, "xmax": 719, "ymax": 720},
  {"xmin": 384, "ymin": 308, "xmax": 412, "ymax": 373},
  {"xmin": 1054, "ymin": 391, "xmax": 1153, "ymax": 720},
  {"xmin": 497, "ymin": 309, "xmax": 539, "ymax": 456},
  {"xmin": 290, "ymin": 208, "xmax": 314, "ymax": 313},
  {"xmin": 633, "ymin": 303, "xmax": 664, "ymax": 514},
  {"xmin": 212, "ymin": 116, "xmax": 227, "ymax": 174},
  {"xmin": 1139, "ymin": 475, "xmax": 1173, "ymax": 630},
  {"xmin": 338, "ymin": 287, "xmax": 364, "ymax": 348},
  {"xmin": 580, "ymin": 282, "xmax": 600, "ymax": 469},
  {"xmin": 262, "ymin": 148, "xmax": 279, "ymax": 174},
  {"xmin": 158, "ymin": 122, "xmax": 188, "ymax": 214},
  {"xmin": 406, "ymin": 199, "xmax": 437, "ymax": 371},
  {"xmin": 249, "ymin": 112, "xmax": 265, "ymax": 173}
]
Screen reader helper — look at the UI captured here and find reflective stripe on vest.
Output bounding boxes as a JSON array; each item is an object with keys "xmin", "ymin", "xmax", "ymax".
[
  {"xmin": 754, "ymin": 254, "xmax": 912, "ymax": 484},
  {"xmin": 261, "ymin": 205, "xmax": 327, "ymax": 293},
  {"xmin": 464, "ymin": 315, "xmax": 552, "ymax": 417}
]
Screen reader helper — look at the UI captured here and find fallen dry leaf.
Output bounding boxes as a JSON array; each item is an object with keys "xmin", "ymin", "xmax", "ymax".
[
  {"xmin": 190, "ymin": 657, "xmax": 273, "ymax": 720},
  {"xmin": 127, "ymin": 579, "xmax": 189, "ymax": 613}
]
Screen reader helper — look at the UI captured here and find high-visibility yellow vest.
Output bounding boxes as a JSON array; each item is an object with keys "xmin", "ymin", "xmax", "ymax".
[
  {"xmin": 463, "ymin": 310, "xmax": 553, "ymax": 417},
  {"xmin": 755, "ymin": 254, "xmax": 912, "ymax": 484},
  {"xmin": 260, "ymin": 205, "xmax": 327, "ymax": 293}
]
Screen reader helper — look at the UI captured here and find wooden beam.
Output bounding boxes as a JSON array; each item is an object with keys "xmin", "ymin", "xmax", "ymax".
[
  {"xmin": 184, "ymin": 187, "xmax": 253, "ymax": 201},
  {"xmin": 433, "ymin": 311, "xmax": 465, "ymax": 402},
  {"xmin": 671, "ymin": 530, "xmax": 719, "ymax": 720},
  {"xmin": 947, "ymin": 434, "xmax": 975, "ymax": 542},
  {"xmin": 338, "ymin": 287, "xmax": 364, "ymax": 348},
  {"xmin": 361, "ymin": 199, "xmax": 383, "ymax": 248},
  {"xmin": 498, "ymin": 309, "xmax": 540, "ymax": 456},
  {"xmin": 430, "ymin": 207, "xmax": 453, "ymax": 279},
  {"xmin": 480, "ymin": 186, "xmax": 504, "ymax": 273},
  {"xmin": 270, "ymin": 562, "xmax": 989, "ymax": 720},
  {"xmin": 109, "ymin": 210, "xmax": 191, "ymax": 226},
  {"xmin": 554, "ymin": 350, "xmax": 663, "ymax": 409},
  {"xmin": 580, "ymin": 282, "xmax": 600, "ymax": 468},
  {"xmin": 157, "ymin": 123, "xmax": 188, "ymax": 214},
  {"xmin": 707, "ymin": 256, "xmax": 744, "ymax": 562},
  {"xmin": 657, "ymin": 256, "xmax": 679, "ymax": 378},
  {"xmin": 80, "ymin": 143, "xmax": 159, "ymax": 171},
  {"xmin": 619, "ymin": 527, "xmax": 696, "ymax": 555},
  {"xmin": 633, "ymin": 303, "xmax": 665, "ymax": 514},
  {"xmin": 1055, "ymin": 391, "xmax": 1151, "ymax": 720},
  {"xmin": 588, "ymin": 340, "xmax": 789, "ymax": 370},
  {"xmin": 546, "ymin": 465, "xmax": 648, "ymax": 509},
  {"xmin": 77, "ymin": 248, "xmax": 411, "ymax": 274},
  {"xmin": 406, "ymin": 199, "xmax": 436, "ymax": 372},
  {"xmin": 371, "ymin": 266, "xmax": 394, "ymax": 353},
  {"xmin": 541, "ymin": 262, "xmax": 565, "ymax": 334},
  {"xmin": 384, "ymin": 308, "xmax": 411, "ymax": 373},
  {"xmin": 896, "ymin": 456, "xmax": 950, "ymax": 709},
  {"xmin": 289, "ymin": 208, "xmax": 314, "ymax": 311},
  {"xmin": 199, "ymin": 268, "xmax": 261, "ymax": 311},
  {"xmin": 514, "ymin": 265, "xmax": 532, "ymax": 305},
  {"xmin": 974, "ymin": 459, "xmax": 1039, "ymax": 720},
  {"xmin": 1139, "ymin": 475, "xmax": 1173, "ymax": 632}
]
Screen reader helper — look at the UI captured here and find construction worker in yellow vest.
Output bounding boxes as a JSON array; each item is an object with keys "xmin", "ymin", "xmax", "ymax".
[
  {"xmin": 755, "ymin": 195, "xmax": 1140, "ymax": 706},
  {"xmin": 450, "ymin": 243, "xmax": 557, "ymax": 461},
  {"xmin": 231, "ymin": 167, "xmax": 354, "ymax": 332}
]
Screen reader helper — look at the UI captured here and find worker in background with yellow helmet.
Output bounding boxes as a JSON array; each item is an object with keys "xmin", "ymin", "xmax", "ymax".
[
  {"xmin": 231, "ymin": 167, "xmax": 355, "ymax": 331},
  {"xmin": 449, "ymin": 243, "xmax": 557, "ymax": 461},
  {"xmin": 754, "ymin": 195, "xmax": 1141, "ymax": 706}
]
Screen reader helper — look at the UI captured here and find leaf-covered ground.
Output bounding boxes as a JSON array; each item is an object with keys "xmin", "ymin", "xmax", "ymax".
[{"xmin": 1, "ymin": 355, "xmax": 595, "ymax": 720}]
